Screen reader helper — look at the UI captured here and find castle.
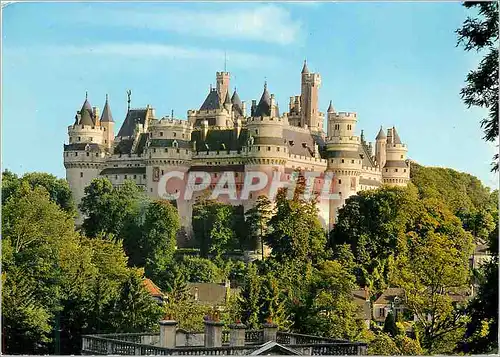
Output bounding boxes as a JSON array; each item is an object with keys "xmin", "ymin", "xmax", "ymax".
[{"xmin": 63, "ymin": 61, "xmax": 410, "ymax": 242}]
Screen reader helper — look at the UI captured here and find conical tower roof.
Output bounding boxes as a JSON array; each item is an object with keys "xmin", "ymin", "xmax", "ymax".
[
  {"xmin": 376, "ymin": 126, "xmax": 386, "ymax": 140},
  {"xmin": 231, "ymin": 88, "xmax": 243, "ymax": 115},
  {"xmin": 327, "ymin": 100, "xmax": 334, "ymax": 113},
  {"xmin": 253, "ymin": 82, "xmax": 271, "ymax": 117},
  {"xmin": 301, "ymin": 60, "xmax": 309, "ymax": 74},
  {"xmin": 79, "ymin": 92, "xmax": 94, "ymax": 126},
  {"xmin": 392, "ymin": 126, "xmax": 402, "ymax": 144},
  {"xmin": 224, "ymin": 90, "xmax": 231, "ymax": 105},
  {"xmin": 100, "ymin": 94, "xmax": 114, "ymax": 123}
]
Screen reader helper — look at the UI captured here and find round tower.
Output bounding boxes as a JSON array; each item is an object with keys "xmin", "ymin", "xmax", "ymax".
[
  {"xmin": 244, "ymin": 82, "xmax": 287, "ymax": 211},
  {"xmin": 64, "ymin": 93, "xmax": 107, "ymax": 222},
  {"xmin": 325, "ymin": 104, "xmax": 362, "ymax": 230},
  {"xmin": 382, "ymin": 127, "xmax": 410, "ymax": 186},
  {"xmin": 375, "ymin": 126, "xmax": 387, "ymax": 168},
  {"xmin": 100, "ymin": 94, "xmax": 115, "ymax": 150}
]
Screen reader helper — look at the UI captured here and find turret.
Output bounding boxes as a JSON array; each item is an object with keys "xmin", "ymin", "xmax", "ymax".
[
  {"xmin": 300, "ymin": 60, "xmax": 322, "ymax": 131},
  {"xmin": 216, "ymin": 71, "xmax": 230, "ymax": 104},
  {"xmin": 100, "ymin": 94, "xmax": 115, "ymax": 150},
  {"xmin": 375, "ymin": 126, "xmax": 387, "ymax": 168},
  {"xmin": 382, "ymin": 126, "xmax": 409, "ymax": 187}
]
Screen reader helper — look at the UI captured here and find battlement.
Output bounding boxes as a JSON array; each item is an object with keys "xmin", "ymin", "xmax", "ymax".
[
  {"xmin": 247, "ymin": 116, "xmax": 285, "ymax": 124},
  {"xmin": 154, "ymin": 118, "xmax": 193, "ymax": 128},
  {"xmin": 68, "ymin": 124, "xmax": 106, "ymax": 133},
  {"xmin": 288, "ymin": 153, "xmax": 327, "ymax": 165},
  {"xmin": 194, "ymin": 150, "xmax": 241, "ymax": 158},
  {"xmin": 284, "ymin": 124, "xmax": 316, "ymax": 135},
  {"xmin": 386, "ymin": 143, "xmax": 407, "ymax": 149},
  {"xmin": 326, "ymin": 136, "xmax": 360, "ymax": 143},
  {"xmin": 330, "ymin": 112, "xmax": 357, "ymax": 119}
]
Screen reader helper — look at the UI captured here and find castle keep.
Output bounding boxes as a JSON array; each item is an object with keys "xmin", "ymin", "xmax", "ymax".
[{"xmin": 64, "ymin": 61, "xmax": 410, "ymax": 240}]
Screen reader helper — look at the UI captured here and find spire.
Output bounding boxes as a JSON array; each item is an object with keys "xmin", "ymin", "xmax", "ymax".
[
  {"xmin": 231, "ymin": 88, "xmax": 243, "ymax": 115},
  {"xmin": 327, "ymin": 100, "xmax": 334, "ymax": 113},
  {"xmin": 224, "ymin": 90, "xmax": 231, "ymax": 105},
  {"xmin": 253, "ymin": 82, "xmax": 271, "ymax": 117},
  {"xmin": 302, "ymin": 59, "xmax": 309, "ymax": 74},
  {"xmin": 100, "ymin": 94, "xmax": 114, "ymax": 123},
  {"xmin": 392, "ymin": 126, "xmax": 402, "ymax": 144},
  {"xmin": 376, "ymin": 126, "xmax": 386, "ymax": 140},
  {"xmin": 79, "ymin": 91, "xmax": 95, "ymax": 125}
]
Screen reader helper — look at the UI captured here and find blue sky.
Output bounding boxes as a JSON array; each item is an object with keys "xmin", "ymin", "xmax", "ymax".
[{"xmin": 2, "ymin": 1, "xmax": 498, "ymax": 188}]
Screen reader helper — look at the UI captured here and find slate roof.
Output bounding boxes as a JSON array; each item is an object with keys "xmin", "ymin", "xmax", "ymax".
[
  {"xmin": 392, "ymin": 127, "xmax": 402, "ymax": 144},
  {"xmin": 327, "ymin": 100, "xmax": 334, "ymax": 113},
  {"xmin": 100, "ymin": 96, "xmax": 114, "ymax": 123},
  {"xmin": 253, "ymin": 83, "xmax": 271, "ymax": 117},
  {"xmin": 117, "ymin": 109, "xmax": 148, "ymax": 138},
  {"xmin": 359, "ymin": 143, "xmax": 376, "ymax": 168},
  {"xmin": 200, "ymin": 89, "xmax": 221, "ymax": 111},
  {"xmin": 113, "ymin": 138, "xmax": 134, "ymax": 155},
  {"xmin": 376, "ymin": 127, "xmax": 386, "ymax": 140},
  {"xmin": 80, "ymin": 107, "xmax": 94, "ymax": 126},
  {"xmin": 384, "ymin": 160, "xmax": 409, "ymax": 168},
  {"xmin": 135, "ymin": 133, "xmax": 149, "ymax": 155},
  {"xmin": 64, "ymin": 143, "xmax": 104, "ymax": 152},
  {"xmin": 100, "ymin": 167, "xmax": 146, "ymax": 175},
  {"xmin": 231, "ymin": 89, "xmax": 243, "ymax": 115},
  {"xmin": 324, "ymin": 150, "xmax": 361, "ymax": 159},
  {"xmin": 283, "ymin": 129, "xmax": 322, "ymax": 158},
  {"xmin": 301, "ymin": 60, "xmax": 309, "ymax": 74},
  {"xmin": 191, "ymin": 129, "xmax": 248, "ymax": 152},
  {"xmin": 149, "ymin": 139, "xmax": 192, "ymax": 149}
]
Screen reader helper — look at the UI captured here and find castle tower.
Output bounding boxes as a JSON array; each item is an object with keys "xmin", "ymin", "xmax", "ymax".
[
  {"xmin": 382, "ymin": 127, "xmax": 410, "ymax": 186},
  {"xmin": 375, "ymin": 126, "xmax": 387, "ymax": 168},
  {"xmin": 300, "ymin": 60, "xmax": 322, "ymax": 131},
  {"xmin": 64, "ymin": 93, "xmax": 107, "ymax": 222},
  {"xmin": 244, "ymin": 82, "xmax": 287, "ymax": 211},
  {"xmin": 216, "ymin": 71, "xmax": 230, "ymax": 104},
  {"xmin": 100, "ymin": 94, "xmax": 115, "ymax": 150},
  {"xmin": 325, "ymin": 104, "xmax": 362, "ymax": 230}
]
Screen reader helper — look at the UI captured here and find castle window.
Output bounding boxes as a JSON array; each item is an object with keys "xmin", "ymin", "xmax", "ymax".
[
  {"xmin": 75, "ymin": 152, "xmax": 78, "ymax": 156},
  {"xmin": 182, "ymin": 133, "xmax": 185, "ymax": 138},
  {"xmin": 395, "ymin": 169, "xmax": 398, "ymax": 172},
  {"xmin": 186, "ymin": 150, "xmax": 189, "ymax": 154},
  {"xmin": 339, "ymin": 179, "xmax": 342, "ymax": 184},
  {"xmin": 90, "ymin": 137, "xmax": 93, "ymax": 142},
  {"xmin": 86, "ymin": 152, "xmax": 89, "ymax": 157},
  {"xmin": 385, "ymin": 169, "xmax": 388, "ymax": 172},
  {"xmin": 258, "ymin": 147, "xmax": 261, "ymax": 151},
  {"xmin": 125, "ymin": 175, "xmax": 128, "ymax": 179},
  {"xmin": 255, "ymin": 129, "xmax": 259, "ymax": 135},
  {"xmin": 165, "ymin": 148, "xmax": 168, "ymax": 153},
  {"xmin": 401, "ymin": 155, "xmax": 404, "ymax": 159},
  {"xmin": 161, "ymin": 170, "xmax": 164, "ymax": 175},
  {"xmin": 96, "ymin": 153, "xmax": 98, "ymax": 157},
  {"xmin": 351, "ymin": 160, "xmax": 354, "ymax": 164},
  {"xmin": 160, "ymin": 132, "xmax": 164, "ymax": 136},
  {"xmin": 404, "ymin": 169, "xmax": 407, "ymax": 173},
  {"xmin": 103, "ymin": 127, "xmax": 106, "ymax": 131},
  {"xmin": 150, "ymin": 188, "xmax": 153, "ymax": 193},
  {"xmin": 134, "ymin": 175, "xmax": 137, "ymax": 179},
  {"xmin": 339, "ymin": 191, "xmax": 342, "ymax": 196},
  {"xmin": 78, "ymin": 137, "xmax": 81, "ymax": 141},
  {"xmin": 341, "ymin": 159, "xmax": 344, "ymax": 163},
  {"xmin": 143, "ymin": 175, "xmax": 146, "ymax": 179},
  {"xmin": 267, "ymin": 147, "xmax": 271, "ymax": 151},
  {"xmin": 177, "ymin": 149, "xmax": 180, "ymax": 153},
  {"xmin": 153, "ymin": 148, "xmax": 156, "ymax": 153},
  {"xmin": 277, "ymin": 147, "xmax": 280, "ymax": 152},
  {"xmin": 115, "ymin": 175, "xmax": 118, "ymax": 180},
  {"xmin": 173, "ymin": 132, "xmax": 177, "ymax": 137},
  {"xmin": 80, "ymin": 172, "xmax": 83, "ymax": 178},
  {"xmin": 105, "ymin": 140, "xmax": 107, "ymax": 144}
]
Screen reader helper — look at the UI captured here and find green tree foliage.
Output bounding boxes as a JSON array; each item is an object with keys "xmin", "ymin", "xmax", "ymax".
[
  {"xmin": 383, "ymin": 312, "xmax": 398, "ymax": 338},
  {"xmin": 265, "ymin": 179, "xmax": 327, "ymax": 264},
  {"xmin": 394, "ymin": 335, "xmax": 423, "ymax": 355},
  {"xmin": 238, "ymin": 263, "xmax": 263, "ymax": 329},
  {"xmin": 367, "ymin": 333, "xmax": 401, "ymax": 355},
  {"xmin": 2, "ymin": 170, "xmax": 75, "ymax": 214},
  {"xmin": 109, "ymin": 269, "xmax": 164, "ymax": 333},
  {"xmin": 192, "ymin": 197, "xmax": 243, "ymax": 259},
  {"xmin": 457, "ymin": 2, "xmax": 499, "ymax": 170},
  {"xmin": 391, "ymin": 211, "xmax": 473, "ymax": 354},
  {"xmin": 462, "ymin": 222, "xmax": 499, "ymax": 354},
  {"xmin": 245, "ymin": 195, "xmax": 274, "ymax": 253},
  {"xmin": 176, "ymin": 255, "xmax": 223, "ymax": 283},
  {"xmin": 141, "ymin": 200, "xmax": 180, "ymax": 277}
]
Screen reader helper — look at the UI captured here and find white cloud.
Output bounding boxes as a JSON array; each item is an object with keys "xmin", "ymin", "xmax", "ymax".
[
  {"xmin": 75, "ymin": 5, "xmax": 302, "ymax": 46},
  {"xmin": 5, "ymin": 43, "xmax": 282, "ymax": 69}
]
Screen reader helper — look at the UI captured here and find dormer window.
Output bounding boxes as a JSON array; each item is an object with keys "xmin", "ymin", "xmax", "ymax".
[{"xmin": 172, "ymin": 140, "xmax": 178, "ymax": 148}]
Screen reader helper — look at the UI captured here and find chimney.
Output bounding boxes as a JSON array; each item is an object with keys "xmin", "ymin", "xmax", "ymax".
[
  {"xmin": 194, "ymin": 287, "xmax": 199, "ymax": 301},
  {"xmin": 262, "ymin": 318, "xmax": 278, "ymax": 342},
  {"xmin": 159, "ymin": 319, "xmax": 178, "ymax": 348},
  {"xmin": 204, "ymin": 316, "xmax": 224, "ymax": 347},
  {"xmin": 241, "ymin": 101, "xmax": 247, "ymax": 117},
  {"xmin": 251, "ymin": 100, "xmax": 257, "ymax": 117},
  {"xmin": 93, "ymin": 107, "xmax": 100, "ymax": 125},
  {"xmin": 201, "ymin": 120, "xmax": 209, "ymax": 141},
  {"xmin": 229, "ymin": 321, "xmax": 246, "ymax": 347}
]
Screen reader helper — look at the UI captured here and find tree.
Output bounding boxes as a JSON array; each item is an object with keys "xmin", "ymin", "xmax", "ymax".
[
  {"xmin": 1, "ymin": 170, "xmax": 75, "ymax": 214},
  {"xmin": 383, "ymin": 312, "xmax": 398, "ymax": 338},
  {"xmin": 141, "ymin": 200, "xmax": 180, "ymax": 277},
  {"xmin": 461, "ymin": 222, "xmax": 499, "ymax": 354},
  {"xmin": 265, "ymin": 180, "xmax": 327, "ymax": 264},
  {"xmin": 245, "ymin": 195, "xmax": 274, "ymax": 256},
  {"xmin": 109, "ymin": 269, "xmax": 164, "ymax": 333},
  {"xmin": 176, "ymin": 255, "xmax": 223, "ymax": 283},
  {"xmin": 367, "ymin": 333, "xmax": 401, "ymax": 355},
  {"xmin": 457, "ymin": 1, "xmax": 499, "ymax": 171},
  {"xmin": 238, "ymin": 263, "xmax": 263, "ymax": 329}
]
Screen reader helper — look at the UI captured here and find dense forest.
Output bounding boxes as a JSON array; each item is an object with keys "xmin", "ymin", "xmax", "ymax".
[{"xmin": 1, "ymin": 161, "xmax": 498, "ymax": 355}]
